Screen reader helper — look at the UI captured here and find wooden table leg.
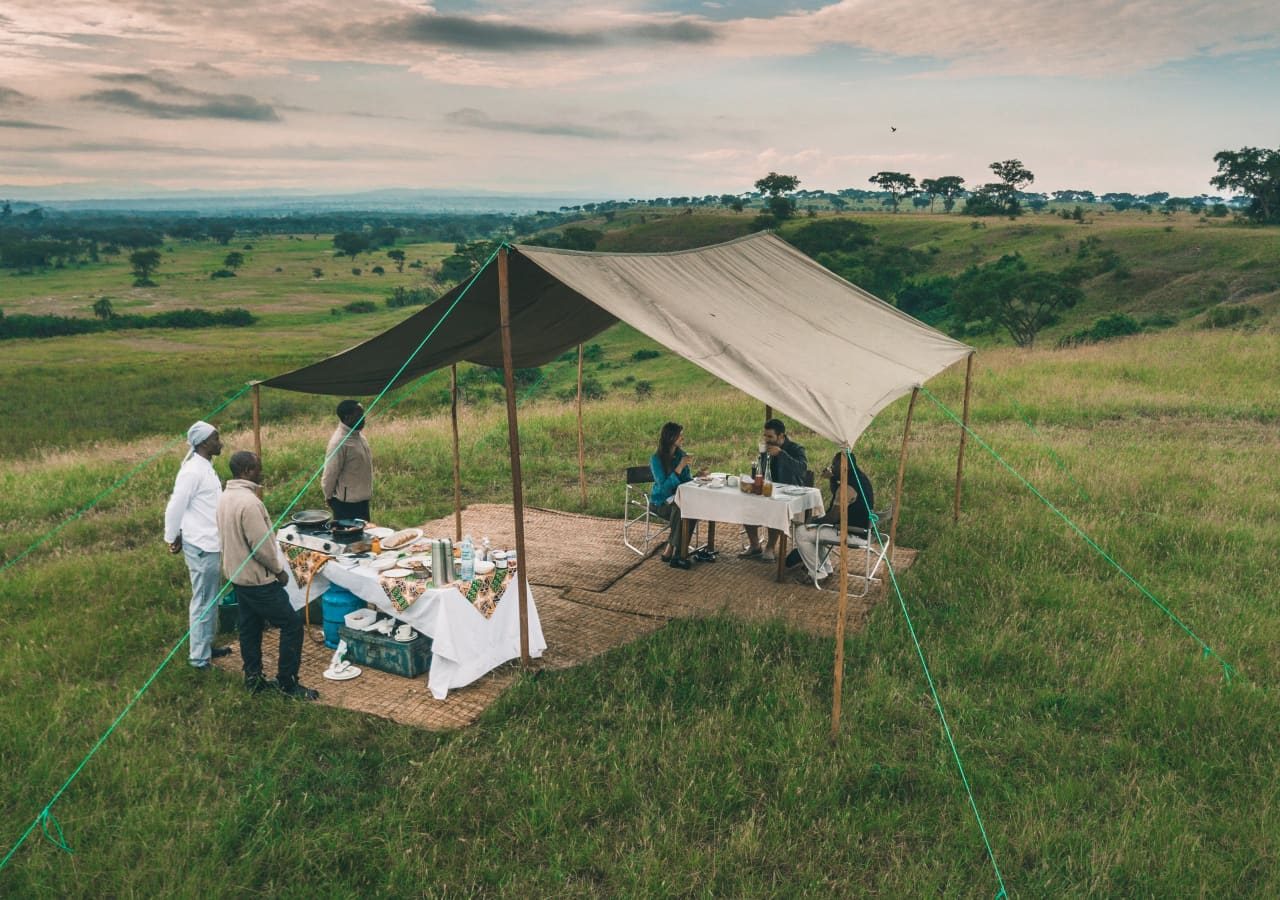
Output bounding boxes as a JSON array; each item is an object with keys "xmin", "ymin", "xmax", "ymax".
[
  {"xmin": 679, "ymin": 520, "xmax": 691, "ymax": 559},
  {"xmin": 775, "ymin": 533, "xmax": 788, "ymax": 582},
  {"xmin": 706, "ymin": 522, "xmax": 717, "ymax": 552}
]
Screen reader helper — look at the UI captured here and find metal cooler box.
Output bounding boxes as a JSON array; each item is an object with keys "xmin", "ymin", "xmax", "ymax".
[{"xmin": 337, "ymin": 625, "xmax": 432, "ymax": 678}]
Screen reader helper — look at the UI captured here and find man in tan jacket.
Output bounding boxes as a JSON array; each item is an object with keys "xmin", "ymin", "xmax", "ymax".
[
  {"xmin": 217, "ymin": 450, "xmax": 318, "ymax": 701},
  {"xmin": 321, "ymin": 399, "xmax": 373, "ymax": 521}
]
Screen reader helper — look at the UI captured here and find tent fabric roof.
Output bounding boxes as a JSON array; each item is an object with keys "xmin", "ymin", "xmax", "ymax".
[{"xmin": 262, "ymin": 232, "xmax": 972, "ymax": 446}]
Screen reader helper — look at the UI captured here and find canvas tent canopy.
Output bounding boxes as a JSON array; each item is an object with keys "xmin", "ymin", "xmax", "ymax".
[{"xmin": 263, "ymin": 232, "xmax": 972, "ymax": 448}]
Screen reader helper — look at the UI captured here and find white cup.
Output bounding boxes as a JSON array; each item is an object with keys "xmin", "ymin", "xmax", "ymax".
[
  {"xmin": 395, "ymin": 624, "xmax": 415, "ymax": 641},
  {"xmin": 726, "ymin": 475, "xmax": 738, "ymax": 487}
]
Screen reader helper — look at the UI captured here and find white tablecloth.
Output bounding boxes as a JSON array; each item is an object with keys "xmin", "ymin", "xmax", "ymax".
[
  {"xmin": 284, "ymin": 556, "xmax": 546, "ymax": 700},
  {"xmin": 675, "ymin": 481, "xmax": 824, "ymax": 531}
]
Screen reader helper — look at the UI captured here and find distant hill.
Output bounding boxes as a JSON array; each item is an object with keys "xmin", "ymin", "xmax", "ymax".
[
  {"xmin": 576, "ymin": 208, "xmax": 1280, "ymax": 343},
  {"xmin": 0, "ymin": 185, "xmax": 609, "ymax": 215}
]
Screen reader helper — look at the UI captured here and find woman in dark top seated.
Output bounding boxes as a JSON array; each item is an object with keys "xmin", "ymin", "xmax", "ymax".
[
  {"xmin": 788, "ymin": 451, "xmax": 874, "ymax": 582},
  {"xmin": 649, "ymin": 421, "xmax": 705, "ymax": 569}
]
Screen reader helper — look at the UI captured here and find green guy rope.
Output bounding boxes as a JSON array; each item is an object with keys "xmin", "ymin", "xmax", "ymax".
[
  {"xmin": 846, "ymin": 449, "xmax": 1009, "ymax": 899},
  {"xmin": 1, "ymin": 252, "xmax": 498, "ymax": 872},
  {"xmin": 1, "ymin": 382, "xmax": 256, "ymax": 575},
  {"xmin": 980, "ymin": 369, "xmax": 1091, "ymax": 504},
  {"xmin": 919, "ymin": 386, "xmax": 1234, "ymax": 681}
]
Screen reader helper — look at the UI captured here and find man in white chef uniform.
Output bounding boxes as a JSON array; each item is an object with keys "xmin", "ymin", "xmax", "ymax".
[{"xmin": 164, "ymin": 421, "xmax": 233, "ymax": 668}]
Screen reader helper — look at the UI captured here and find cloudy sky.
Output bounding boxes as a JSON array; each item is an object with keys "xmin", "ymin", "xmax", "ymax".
[{"xmin": 2, "ymin": 0, "xmax": 1279, "ymax": 200}]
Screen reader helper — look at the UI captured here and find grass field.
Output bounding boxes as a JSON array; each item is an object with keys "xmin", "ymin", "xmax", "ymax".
[
  {"xmin": 2, "ymin": 321, "xmax": 1279, "ymax": 895},
  {"xmin": 2, "ymin": 219, "xmax": 1279, "ymax": 894}
]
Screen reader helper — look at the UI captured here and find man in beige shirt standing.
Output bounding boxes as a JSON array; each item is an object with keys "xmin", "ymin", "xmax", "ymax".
[
  {"xmin": 217, "ymin": 450, "xmax": 318, "ymax": 701},
  {"xmin": 321, "ymin": 399, "xmax": 373, "ymax": 521}
]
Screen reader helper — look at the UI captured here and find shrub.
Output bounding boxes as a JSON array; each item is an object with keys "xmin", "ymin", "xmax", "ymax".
[
  {"xmin": 1202, "ymin": 305, "xmax": 1260, "ymax": 329},
  {"xmin": 386, "ymin": 286, "xmax": 436, "ymax": 308},
  {"xmin": 631, "ymin": 348, "xmax": 662, "ymax": 361},
  {"xmin": 210, "ymin": 269, "xmax": 236, "ymax": 279},
  {"xmin": 1059, "ymin": 313, "xmax": 1143, "ymax": 347},
  {"xmin": 634, "ymin": 380, "xmax": 654, "ymax": 399},
  {"xmin": 351, "ymin": 267, "xmax": 362, "ymax": 276},
  {"xmin": 371, "ymin": 265, "xmax": 385, "ymax": 275},
  {"xmin": 343, "ymin": 300, "xmax": 378, "ymax": 314}
]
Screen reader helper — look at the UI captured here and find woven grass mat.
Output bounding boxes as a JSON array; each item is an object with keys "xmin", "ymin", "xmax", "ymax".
[
  {"xmin": 560, "ymin": 545, "xmax": 918, "ymax": 637},
  {"xmin": 213, "ymin": 507, "xmax": 918, "ymax": 729},
  {"xmin": 212, "ymin": 630, "xmax": 519, "ymax": 731},
  {"xmin": 412, "ymin": 504, "xmax": 649, "ymax": 593}
]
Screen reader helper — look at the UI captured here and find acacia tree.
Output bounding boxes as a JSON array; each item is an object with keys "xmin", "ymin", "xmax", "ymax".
[
  {"xmin": 920, "ymin": 175, "xmax": 966, "ymax": 212},
  {"xmin": 953, "ymin": 254, "xmax": 1082, "ymax": 346},
  {"xmin": 754, "ymin": 172, "xmax": 801, "ymax": 219},
  {"xmin": 223, "ymin": 251, "xmax": 245, "ymax": 272},
  {"xmin": 387, "ymin": 248, "xmax": 406, "ymax": 273},
  {"xmin": 1210, "ymin": 146, "xmax": 1280, "ymax": 224},
  {"xmin": 868, "ymin": 171, "xmax": 918, "ymax": 212},
  {"xmin": 333, "ymin": 232, "xmax": 371, "ymax": 258},
  {"xmin": 129, "ymin": 249, "xmax": 162, "ymax": 286},
  {"xmin": 985, "ymin": 159, "xmax": 1035, "ymax": 216},
  {"xmin": 92, "ymin": 297, "xmax": 114, "ymax": 320}
]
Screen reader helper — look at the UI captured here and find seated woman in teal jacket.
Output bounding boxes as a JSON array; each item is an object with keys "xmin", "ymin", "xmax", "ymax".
[{"xmin": 649, "ymin": 421, "xmax": 704, "ymax": 569}]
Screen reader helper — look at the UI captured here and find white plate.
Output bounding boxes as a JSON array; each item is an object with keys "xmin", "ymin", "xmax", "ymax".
[
  {"xmin": 366, "ymin": 526, "xmax": 395, "ymax": 539},
  {"xmin": 381, "ymin": 567, "xmax": 412, "ymax": 578},
  {"xmin": 401, "ymin": 554, "xmax": 431, "ymax": 569},
  {"xmin": 381, "ymin": 528, "xmax": 423, "ymax": 550},
  {"xmin": 367, "ymin": 556, "xmax": 399, "ymax": 572},
  {"xmin": 781, "ymin": 486, "xmax": 808, "ymax": 496},
  {"xmin": 474, "ymin": 559, "xmax": 495, "ymax": 576}
]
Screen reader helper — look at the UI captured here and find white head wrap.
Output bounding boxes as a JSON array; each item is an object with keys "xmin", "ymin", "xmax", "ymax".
[{"xmin": 186, "ymin": 421, "xmax": 216, "ymax": 459}]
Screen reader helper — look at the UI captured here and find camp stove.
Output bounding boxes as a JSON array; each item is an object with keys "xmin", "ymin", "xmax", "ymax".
[{"xmin": 276, "ymin": 522, "xmax": 365, "ymax": 555}]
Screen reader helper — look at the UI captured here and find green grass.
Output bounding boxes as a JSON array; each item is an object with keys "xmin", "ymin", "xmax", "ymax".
[{"xmin": 2, "ymin": 322, "xmax": 1279, "ymax": 895}]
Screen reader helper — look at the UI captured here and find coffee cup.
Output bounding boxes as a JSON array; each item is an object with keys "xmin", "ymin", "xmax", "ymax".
[
  {"xmin": 726, "ymin": 475, "xmax": 738, "ymax": 488},
  {"xmin": 395, "ymin": 624, "xmax": 415, "ymax": 641}
]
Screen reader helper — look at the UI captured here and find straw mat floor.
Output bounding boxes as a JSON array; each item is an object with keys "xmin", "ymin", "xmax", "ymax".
[{"xmin": 214, "ymin": 507, "xmax": 916, "ymax": 730}]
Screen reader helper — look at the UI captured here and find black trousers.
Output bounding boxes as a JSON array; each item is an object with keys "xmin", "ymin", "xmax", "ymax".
[
  {"xmin": 328, "ymin": 497, "xmax": 370, "ymax": 521},
  {"xmin": 235, "ymin": 581, "xmax": 303, "ymax": 687},
  {"xmin": 652, "ymin": 500, "xmax": 697, "ymax": 556}
]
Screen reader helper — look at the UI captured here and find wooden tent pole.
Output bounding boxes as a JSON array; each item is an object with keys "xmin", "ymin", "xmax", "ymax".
[
  {"xmin": 577, "ymin": 344, "xmax": 586, "ymax": 509},
  {"xmin": 831, "ymin": 446, "xmax": 851, "ymax": 739},
  {"xmin": 953, "ymin": 353, "xmax": 975, "ymax": 523},
  {"xmin": 764, "ymin": 404, "xmax": 773, "ymax": 422},
  {"xmin": 890, "ymin": 387, "xmax": 919, "ymax": 553},
  {"xmin": 251, "ymin": 384, "xmax": 261, "ymax": 462},
  {"xmin": 451, "ymin": 363, "xmax": 463, "ymax": 542},
  {"xmin": 497, "ymin": 247, "xmax": 531, "ymax": 666}
]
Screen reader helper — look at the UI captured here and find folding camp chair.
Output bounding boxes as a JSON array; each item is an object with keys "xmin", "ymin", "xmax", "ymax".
[
  {"xmin": 623, "ymin": 465, "xmax": 664, "ymax": 555},
  {"xmin": 805, "ymin": 503, "xmax": 895, "ymax": 596},
  {"xmin": 623, "ymin": 465, "xmax": 706, "ymax": 559}
]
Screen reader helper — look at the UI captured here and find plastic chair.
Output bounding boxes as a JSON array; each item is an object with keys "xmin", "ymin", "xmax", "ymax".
[
  {"xmin": 623, "ymin": 465, "xmax": 663, "ymax": 555},
  {"xmin": 807, "ymin": 503, "xmax": 895, "ymax": 596}
]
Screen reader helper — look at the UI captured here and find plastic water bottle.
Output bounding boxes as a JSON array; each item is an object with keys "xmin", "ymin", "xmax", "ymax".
[
  {"xmin": 480, "ymin": 536, "xmax": 491, "ymax": 562},
  {"xmin": 460, "ymin": 534, "xmax": 475, "ymax": 581}
]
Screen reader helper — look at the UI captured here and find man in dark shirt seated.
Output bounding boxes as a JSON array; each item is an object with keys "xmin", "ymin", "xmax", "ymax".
[
  {"xmin": 788, "ymin": 450, "xmax": 874, "ymax": 583},
  {"xmin": 740, "ymin": 418, "xmax": 808, "ymax": 561}
]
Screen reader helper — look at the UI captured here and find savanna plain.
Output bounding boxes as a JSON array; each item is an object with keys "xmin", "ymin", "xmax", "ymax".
[{"xmin": 1, "ymin": 213, "xmax": 1278, "ymax": 896}]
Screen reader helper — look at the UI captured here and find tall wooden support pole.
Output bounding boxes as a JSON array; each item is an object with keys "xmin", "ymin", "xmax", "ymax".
[
  {"xmin": 450, "ymin": 364, "xmax": 463, "ymax": 542},
  {"xmin": 251, "ymin": 384, "xmax": 261, "ymax": 462},
  {"xmin": 890, "ymin": 388, "xmax": 919, "ymax": 554},
  {"xmin": 764, "ymin": 404, "xmax": 773, "ymax": 422},
  {"xmin": 577, "ymin": 344, "xmax": 587, "ymax": 509},
  {"xmin": 953, "ymin": 353, "xmax": 975, "ymax": 523},
  {"xmin": 497, "ymin": 248, "xmax": 531, "ymax": 666},
  {"xmin": 831, "ymin": 446, "xmax": 851, "ymax": 739}
]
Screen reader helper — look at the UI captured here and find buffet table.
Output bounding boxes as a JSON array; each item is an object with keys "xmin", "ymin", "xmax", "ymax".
[
  {"xmin": 674, "ymin": 481, "xmax": 825, "ymax": 581},
  {"xmin": 281, "ymin": 543, "xmax": 546, "ymax": 700}
]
